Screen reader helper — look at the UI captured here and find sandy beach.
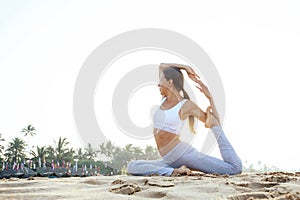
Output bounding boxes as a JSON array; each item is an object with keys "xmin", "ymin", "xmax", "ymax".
[{"xmin": 1, "ymin": 171, "xmax": 299, "ymax": 200}]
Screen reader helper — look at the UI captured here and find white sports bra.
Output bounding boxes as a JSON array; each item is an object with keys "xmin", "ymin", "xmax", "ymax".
[{"xmin": 153, "ymin": 97, "xmax": 188, "ymax": 135}]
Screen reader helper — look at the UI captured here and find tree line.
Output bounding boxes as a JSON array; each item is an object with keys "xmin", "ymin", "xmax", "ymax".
[
  {"xmin": 0, "ymin": 125, "xmax": 160, "ymax": 174},
  {"xmin": 1, "ymin": 125, "xmax": 291, "ymax": 174}
]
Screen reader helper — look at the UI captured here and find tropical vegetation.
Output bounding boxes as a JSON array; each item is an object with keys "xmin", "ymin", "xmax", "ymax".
[{"xmin": 0, "ymin": 125, "xmax": 160, "ymax": 175}]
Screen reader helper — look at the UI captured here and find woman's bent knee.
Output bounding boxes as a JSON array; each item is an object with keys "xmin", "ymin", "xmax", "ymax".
[{"xmin": 231, "ymin": 163, "xmax": 243, "ymax": 175}]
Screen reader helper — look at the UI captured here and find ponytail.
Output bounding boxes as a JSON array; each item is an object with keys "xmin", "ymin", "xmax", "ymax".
[
  {"xmin": 182, "ymin": 89, "xmax": 196, "ymax": 134},
  {"xmin": 163, "ymin": 67, "xmax": 196, "ymax": 134}
]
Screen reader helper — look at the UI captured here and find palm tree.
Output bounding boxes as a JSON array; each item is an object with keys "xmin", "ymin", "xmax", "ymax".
[
  {"xmin": 75, "ymin": 148, "xmax": 85, "ymax": 160},
  {"xmin": 21, "ymin": 125, "xmax": 36, "ymax": 137},
  {"xmin": 124, "ymin": 144, "xmax": 133, "ymax": 152},
  {"xmin": 63, "ymin": 147, "xmax": 75, "ymax": 163},
  {"xmin": 99, "ymin": 140, "xmax": 115, "ymax": 158},
  {"xmin": 132, "ymin": 146, "xmax": 143, "ymax": 160},
  {"xmin": 45, "ymin": 145, "xmax": 56, "ymax": 163},
  {"xmin": 258, "ymin": 160, "xmax": 262, "ymax": 171},
  {"xmin": 4, "ymin": 137, "xmax": 27, "ymax": 163},
  {"xmin": 30, "ymin": 146, "xmax": 48, "ymax": 167},
  {"xmin": 0, "ymin": 133, "xmax": 5, "ymax": 164},
  {"xmin": 110, "ymin": 146, "xmax": 122, "ymax": 171},
  {"xmin": 84, "ymin": 143, "xmax": 97, "ymax": 161},
  {"xmin": 54, "ymin": 137, "xmax": 70, "ymax": 163},
  {"xmin": 30, "ymin": 146, "xmax": 47, "ymax": 161},
  {"xmin": 21, "ymin": 125, "xmax": 37, "ymax": 159},
  {"xmin": 0, "ymin": 133, "xmax": 5, "ymax": 155}
]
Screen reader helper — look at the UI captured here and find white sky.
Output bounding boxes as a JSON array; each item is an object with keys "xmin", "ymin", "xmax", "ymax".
[{"xmin": 1, "ymin": 0, "xmax": 300, "ymax": 170}]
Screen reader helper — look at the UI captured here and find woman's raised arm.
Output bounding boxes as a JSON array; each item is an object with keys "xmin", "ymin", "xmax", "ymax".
[
  {"xmin": 196, "ymin": 79, "xmax": 220, "ymax": 124},
  {"xmin": 159, "ymin": 63, "xmax": 199, "ymax": 82}
]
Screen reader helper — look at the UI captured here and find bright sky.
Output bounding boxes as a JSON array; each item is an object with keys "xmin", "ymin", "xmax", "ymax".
[{"xmin": 1, "ymin": 0, "xmax": 300, "ymax": 170}]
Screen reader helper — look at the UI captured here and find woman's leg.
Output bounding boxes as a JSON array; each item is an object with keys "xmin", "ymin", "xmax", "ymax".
[
  {"xmin": 127, "ymin": 159, "xmax": 174, "ymax": 176},
  {"xmin": 164, "ymin": 126, "xmax": 242, "ymax": 175},
  {"xmin": 211, "ymin": 125, "xmax": 242, "ymax": 173}
]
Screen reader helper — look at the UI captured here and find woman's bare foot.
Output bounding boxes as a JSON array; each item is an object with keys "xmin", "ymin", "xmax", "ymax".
[
  {"xmin": 205, "ymin": 106, "xmax": 220, "ymax": 128},
  {"xmin": 171, "ymin": 165, "xmax": 192, "ymax": 176}
]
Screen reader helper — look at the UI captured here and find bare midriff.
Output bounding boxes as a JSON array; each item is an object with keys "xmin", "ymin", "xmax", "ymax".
[{"xmin": 153, "ymin": 128, "xmax": 180, "ymax": 156}]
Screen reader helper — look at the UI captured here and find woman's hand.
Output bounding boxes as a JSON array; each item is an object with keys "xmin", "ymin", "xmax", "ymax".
[
  {"xmin": 196, "ymin": 79, "xmax": 220, "ymax": 123},
  {"xmin": 196, "ymin": 79, "xmax": 212, "ymax": 100}
]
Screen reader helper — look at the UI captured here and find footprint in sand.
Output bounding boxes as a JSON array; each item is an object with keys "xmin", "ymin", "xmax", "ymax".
[
  {"xmin": 228, "ymin": 192, "xmax": 271, "ymax": 200},
  {"xmin": 110, "ymin": 179, "xmax": 141, "ymax": 195},
  {"xmin": 228, "ymin": 181, "xmax": 279, "ymax": 190},
  {"xmin": 143, "ymin": 179, "xmax": 175, "ymax": 187},
  {"xmin": 262, "ymin": 175, "xmax": 297, "ymax": 183},
  {"xmin": 227, "ymin": 181, "xmax": 279, "ymax": 199}
]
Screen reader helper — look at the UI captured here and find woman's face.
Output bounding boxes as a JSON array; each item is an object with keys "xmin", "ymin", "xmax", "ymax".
[{"xmin": 158, "ymin": 73, "xmax": 171, "ymax": 96}]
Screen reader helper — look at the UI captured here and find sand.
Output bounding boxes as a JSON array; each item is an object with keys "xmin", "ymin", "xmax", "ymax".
[{"xmin": 0, "ymin": 171, "xmax": 300, "ymax": 200}]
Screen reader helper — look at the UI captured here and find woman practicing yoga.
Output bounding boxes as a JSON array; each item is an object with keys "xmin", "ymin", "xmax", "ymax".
[{"xmin": 128, "ymin": 63, "xmax": 242, "ymax": 176}]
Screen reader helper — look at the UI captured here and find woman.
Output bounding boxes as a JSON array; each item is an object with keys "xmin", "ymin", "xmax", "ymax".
[{"xmin": 127, "ymin": 63, "xmax": 242, "ymax": 176}]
